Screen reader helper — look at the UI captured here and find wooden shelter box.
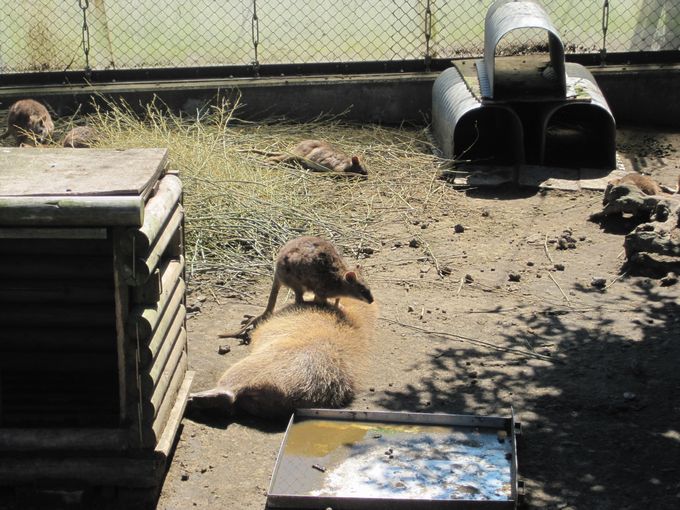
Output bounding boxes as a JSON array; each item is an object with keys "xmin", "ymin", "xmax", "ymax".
[{"xmin": 0, "ymin": 147, "xmax": 193, "ymax": 505}]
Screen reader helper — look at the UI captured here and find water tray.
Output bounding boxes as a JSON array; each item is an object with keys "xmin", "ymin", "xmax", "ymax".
[{"xmin": 267, "ymin": 409, "xmax": 521, "ymax": 509}]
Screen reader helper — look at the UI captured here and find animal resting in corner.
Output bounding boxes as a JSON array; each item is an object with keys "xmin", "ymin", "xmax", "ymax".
[
  {"xmin": 219, "ymin": 236, "xmax": 373, "ymax": 339},
  {"xmin": 0, "ymin": 99, "xmax": 54, "ymax": 146},
  {"xmin": 190, "ymin": 297, "xmax": 378, "ymax": 420},
  {"xmin": 62, "ymin": 126, "xmax": 100, "ymax": 148}
]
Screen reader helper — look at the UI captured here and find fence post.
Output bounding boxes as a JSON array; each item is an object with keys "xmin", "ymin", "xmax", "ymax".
[
  {"xmin": 251, "ymin": 0, "xmax": 260, "ymax": 77},
  {"xmin": 424, "ymin": 0, "xmax": 433, "ymax": 71},
  {"xmin": 91, "ymin": 0, "xmax": 116, "ymax": 69}
]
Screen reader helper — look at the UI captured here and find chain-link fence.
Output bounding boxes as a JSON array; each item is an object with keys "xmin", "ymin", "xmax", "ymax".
[{"xmin": 0, "ymin": 1, "xmax": 678, "ymax": 74}]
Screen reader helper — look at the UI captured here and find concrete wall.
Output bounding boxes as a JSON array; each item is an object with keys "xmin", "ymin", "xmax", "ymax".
[{"xmin": 0, "ymin": 63, "xmax": 678, "ymax": 128}]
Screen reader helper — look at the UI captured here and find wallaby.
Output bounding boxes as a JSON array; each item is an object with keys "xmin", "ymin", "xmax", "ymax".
[
  {"xmin": 62, "ymin": 125, "xmax": 100, "ymax": 148},
  {"xmin": 218, "ymin": 236, "xmax": 373, "ymax": 339},
  {"xmin": 1, "ymin": 99, "xmax": 54, "ymax": 146},
  {"xmin": 249, "ymin": 139, "xmax": 367, "ymax": 176}
]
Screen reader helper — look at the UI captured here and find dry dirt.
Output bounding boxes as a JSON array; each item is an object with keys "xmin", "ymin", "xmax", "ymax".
[{"xmin": 156, "ymin": 127, "xmax": 680, "ymax": 510}]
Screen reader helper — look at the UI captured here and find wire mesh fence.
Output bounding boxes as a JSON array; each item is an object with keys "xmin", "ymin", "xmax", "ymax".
[{"xmin": 0, "ymin": 1, "xmax": 678, "ymax": 74}]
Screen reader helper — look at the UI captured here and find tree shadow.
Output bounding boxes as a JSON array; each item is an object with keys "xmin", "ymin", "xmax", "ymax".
[{"xmin": 376, "ymin": 280, "xmax": 680, "ymax": 509}]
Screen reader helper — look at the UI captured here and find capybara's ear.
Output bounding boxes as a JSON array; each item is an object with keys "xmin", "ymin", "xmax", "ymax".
[
  {"xmin": 351, "ymin": 156, "xmax": 360, "ymax": 165},
  {"xmin": 344, "ymin": 271, "xmax": 357, "ymax": 282}
]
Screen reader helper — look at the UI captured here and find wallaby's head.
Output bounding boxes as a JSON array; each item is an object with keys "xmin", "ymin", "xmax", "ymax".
[
  {"xmin": 344, "ymin": 155, "xmax": 368, "ymax": 176},
  {"xmin": 343, "ymin": 266, "xmax": 373, "ymax": 304}
]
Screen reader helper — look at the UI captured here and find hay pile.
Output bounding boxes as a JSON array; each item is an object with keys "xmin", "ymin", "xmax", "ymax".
[{"xmin": 87, "ymin": 100, "xmax": 447, "ymax": 293}]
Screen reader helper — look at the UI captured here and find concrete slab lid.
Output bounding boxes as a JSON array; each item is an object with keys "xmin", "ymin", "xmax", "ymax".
[{"xmin": 0, "ymin": 147, "xmax": 168, "ymax": 197}]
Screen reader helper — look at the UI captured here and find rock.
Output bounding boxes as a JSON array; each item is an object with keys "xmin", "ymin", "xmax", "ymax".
[
  {"xmin": 218, "ymin": 345, "xmax": 231, "ymax": 355},
  {"xmin": 481, "ymin": 210, "xmax": 490, "ymax": 217},
  {"xmin": 407, "ymin": 305, "xmax": 415, "ymax": 312},
  {"xmin": 557, "ymin": 238, "xmax": 569, "ymax": 250},
  {"xmin": 591, "ymin": 277, "xmax": 607, "ymax": 289},
  {"xmin": 196, "ymin": 295, "xmax": 207, "ymax": 302},
  {"xmin": 409, "ymin": 238, "xmax": 421, "ymax": 248},
  {"xmin": 554, "ymin": 263, "xmax": 565, "ymax": 271},
  {"xmin": 420, "ymin": 223, "xmax": 429, "ymax": 229},
  {"xmin": 440, "ymin": 266, "xmax": 452, "ymax": 276},
  {"xmin": 358, "ymin": 246, "xmax": 375, "ymax": 255},
  {"xmin": 181, "ymin": 473, "xmax": 190, "ymax": 481},
  {"xmin": 508, "ymin": 273, "xmax": 521, "ymax": 282},
  {"xmin": 464, "ymin": 274, "xmax": 474, "ymax": 283},
  {"xmin": 623, "ymin": 392, "xmax": 636, "ymax": 401},
  {"xmin": 454, "ymin": 224, "xmax": 465, "ymax": 233},
  {"xmin": 526, "ymin": 261, "xmax": 534, "ymax": 266},
  {"xmin": 186, "ymin": 304, "xmax": 201, "ymax": 313},
  {"xmin": 393, "ymin": 241, "xmax": 403, "ymax": 248}
]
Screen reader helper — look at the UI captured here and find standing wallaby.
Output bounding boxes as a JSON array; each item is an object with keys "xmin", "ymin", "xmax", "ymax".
[
  {"xmin": 190, "ymin": 297, "xmax": 378, "ymax": 420},
  {"xmin": 218, "ymin": 236, "xmax": 373, "ymax": 339},
  {"xmin": 1, "ymin": 99, "xmax": 54, "ymax": 146}
]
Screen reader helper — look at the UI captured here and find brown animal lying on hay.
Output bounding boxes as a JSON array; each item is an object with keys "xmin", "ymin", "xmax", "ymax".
[
  {"xmin": 189, "ymin": 297, "xmax": 378, "ymax": 420},
  {"xmin": 62, "ymin": 126, "xmax": 100, "ymax": 148}
]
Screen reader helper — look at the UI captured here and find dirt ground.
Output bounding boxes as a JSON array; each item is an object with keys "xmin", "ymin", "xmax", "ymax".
[{"xmin": 156, "ymin": 126, "xmax": 680, "ymax": 510}]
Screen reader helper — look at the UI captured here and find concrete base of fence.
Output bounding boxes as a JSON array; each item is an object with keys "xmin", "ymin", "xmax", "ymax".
[{"xmin": 0, "ymin": 62, "xmax": 678, "ymax": 127}]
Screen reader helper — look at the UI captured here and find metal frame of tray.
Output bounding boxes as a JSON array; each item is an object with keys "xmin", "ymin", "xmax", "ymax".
[{"xmin": 267, "ymin": 408, "xmax": 522, "ymax": 510}]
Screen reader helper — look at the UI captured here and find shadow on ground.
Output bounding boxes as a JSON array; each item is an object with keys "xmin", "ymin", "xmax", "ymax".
[{"xmin": 376, "ymin": 280, "xmax": 680, "ymax": 510}]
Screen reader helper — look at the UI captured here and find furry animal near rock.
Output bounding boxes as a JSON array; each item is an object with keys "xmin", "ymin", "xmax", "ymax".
[
  {"xmin": 0, "ymin": 99, "xmax": 54, "ymax": 146},
  {"xmin": 189, "ymin": 298, "xmax": 378, "ymax": 420},
  {"xmin": 218, "ymin": 236, "xmax": 373, "ymax": 338}
]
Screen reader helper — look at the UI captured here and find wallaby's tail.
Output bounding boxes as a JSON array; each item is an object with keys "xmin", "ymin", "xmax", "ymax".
[{"xmin": 217, "ymin": 277, "xmax": 282, "ymax": 339}]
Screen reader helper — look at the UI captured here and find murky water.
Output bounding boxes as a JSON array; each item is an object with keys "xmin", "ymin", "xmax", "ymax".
[{"xmin": 271, "ymin": 418, "xmax": 513, "ymax": 502}]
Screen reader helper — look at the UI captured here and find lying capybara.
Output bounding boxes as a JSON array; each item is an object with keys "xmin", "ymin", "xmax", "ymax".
[{"xmin": 190, "ymin": 297, "xmax": 378, "ymax": 420}]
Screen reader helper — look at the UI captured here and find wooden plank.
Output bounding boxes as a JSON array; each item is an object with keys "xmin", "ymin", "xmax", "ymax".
[
  {"xmin": 0, "ymin": 237, "xmax": 111, "ymax": 255},
  {"xmin": 0, "ymin": 353, "xmax": 116, "ymax": 370},
  {"xmin": 0, "ymin": 328, "xmax": 115, "ymax": 352},
  {"xmin": 126, "ymin": 263, "xmax": 184, "ymax": 341},
  {"xmin": 143, "ymin": 304, "xmax": 186, "ymax": 370},
  {"xmin": 143, "ymin": 319, "xmax": 186, "ymax": 393},
  {"xmin": 132, "ymin": 268, "xmax": 161, "ymax": 304},
  {"xmin": 154, "ymin": 370, "xmax": 194, "ymax": 455},
  {"xmin": 0, "ymin": 147, "xmax": 168, "ymax": 197},
  {"xmin": 0, "ymin": 255, "xmax": 112, "ymax": 279},
  {"xmin": 112, "ymin": 228, "xmax": 129, "ymax": 429},
  {"xmin": 132, "ymin": 255, "xmax": 184, "ymax": 305},
  {"xmin": 122, "ymin": 205, "xmax": 183, "ymax": 285},
  {"xmin": 118, "ymin": 175, "xmax": 183, "ymax": 256},
  {"xmin": 0, "ymin": 195, "xmax": 145, "ymax": 227},
  {"xmin": 0, "ymin": 304, "xmax": 115, "ymax": 327},
  {"xmin": 0, "ymin": 227, "xmax": 107, "ymax": 239},
  {"xmin": 0, "ymin": 457, "xmax": 162, "ymax": 488},
  {"xmin": 0, "ymin": 280, "xmax": 113, "ymax": 304},
  {"xmin": 139, "ymin": 292, "xmax": 187, "ymax": 367},
  {"xmin": 0, "ymin": 429, "xmax": 127, "ymax": 452},
  {"xmin": 149, "ymin": 344, "xmax": 186, "ymax": 421}
]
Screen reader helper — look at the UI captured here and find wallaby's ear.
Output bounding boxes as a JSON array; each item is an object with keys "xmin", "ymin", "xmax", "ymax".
[
  {"xmin": 344, "ymin": 271, "xmax": 357, "ymax": 282},
  {"xmin": 351, "ymin": 156, "xmax": 360, "ymax": 165}
]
